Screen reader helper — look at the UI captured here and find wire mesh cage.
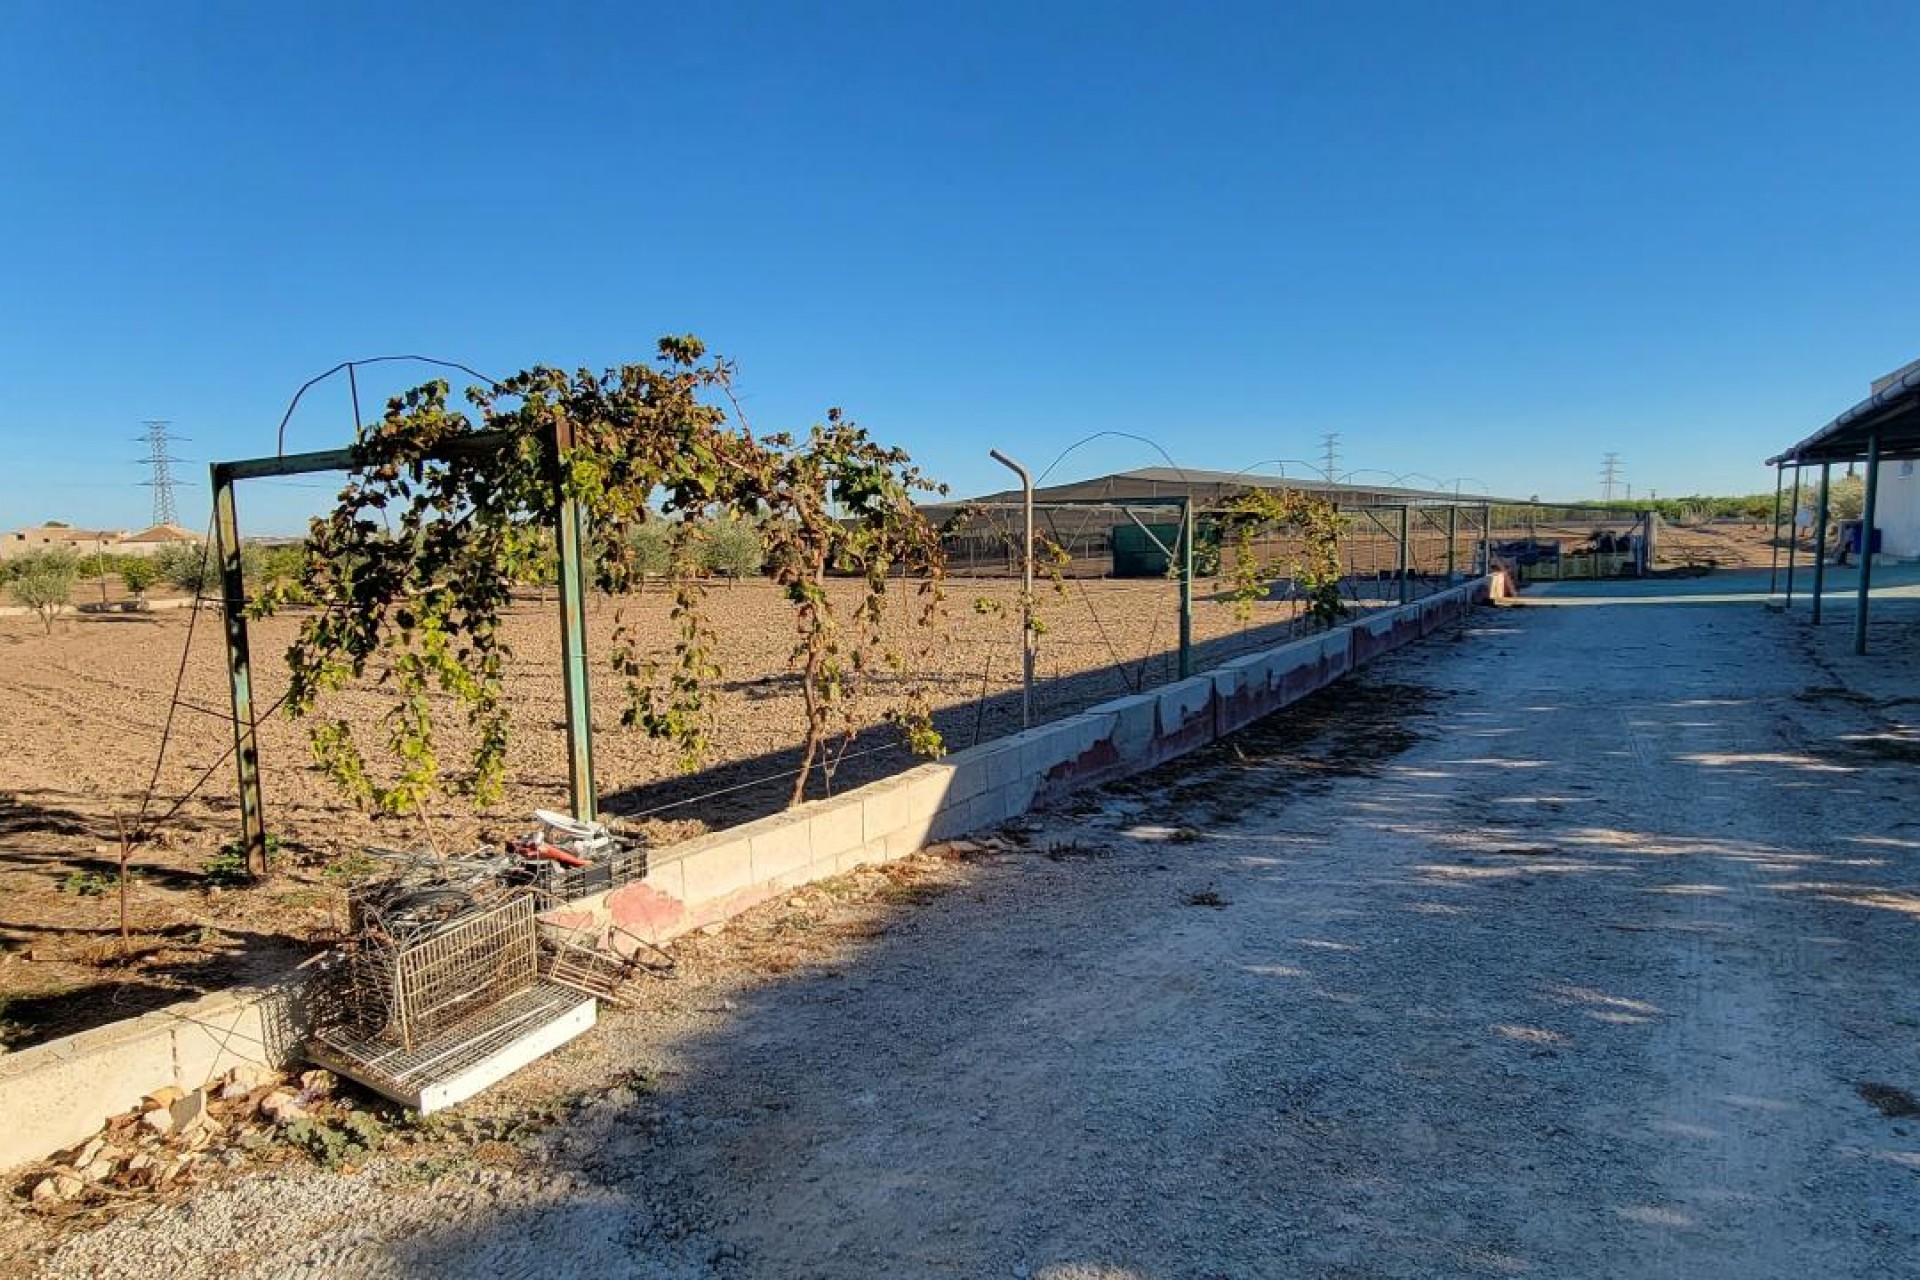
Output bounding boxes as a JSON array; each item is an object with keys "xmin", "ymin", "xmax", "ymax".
[{"xmin": 317, "ymin": 886, "xmax": 543, "ymax": 1052}]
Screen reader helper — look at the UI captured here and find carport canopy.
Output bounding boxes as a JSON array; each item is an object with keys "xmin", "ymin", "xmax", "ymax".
[
  {"xmin": 1768, "ymin": 362, "xmax": 1920, "ymax": 466},
  {"xmin": 1766, "ymin": 361, "xmax": 1920, "ymax": 656}
]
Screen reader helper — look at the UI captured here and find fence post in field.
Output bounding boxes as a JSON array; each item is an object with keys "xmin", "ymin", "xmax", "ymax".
[
  {"xmin": 550, "ymin": 418, "xmax": 598, "ymax": 822},
  {"xmin": 1178, "ymin": 496, "xmax": 1194, "ymax": 680},
  {"xmin": 989, "ymin": 449, "xmax": 1036, "ymax": 727},
  {"xmin": 1397, "ymin": 505, "xmax": 1411, "ymax": 604},
  {"xmin": 211, "ymin": 462, "xmax": 268, "ymax": 876}
]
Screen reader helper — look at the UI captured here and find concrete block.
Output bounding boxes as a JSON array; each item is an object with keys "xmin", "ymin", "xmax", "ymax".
[
  {"xmin": 1098, "ymin": 692, "xmax": 1160, "ymax": 764},
  {"xmin": 750, "ymin": 816, "xmax": 814, "ymax": 885},
  {"xmin": 861, "ymin": 778, "xmax": 913, "ymax": 846},
  {"xmin": 838, "ymin": 839, "xmax": 892, "ymax": 873},
  {"xmin": 897, "ymin": 764, "xmax": 953, "ymax": 819},
  {"xmin": 676, "ymin": 835, "xmax": 755, "ymax": 907},
  {"xmin": 1156, "ymin": 676, "xmax": 1214, "ymax": 731},
  {"xmin": 937, "ymin": 745, "xmax": 995, "ymax": 804},
  {"xmin": 984, "ymin": 736, "xmax": 1037, "ymax": 792},
  {"xmin": 807, "ymin": 799, "xmax": 866, "ymax": 866}
]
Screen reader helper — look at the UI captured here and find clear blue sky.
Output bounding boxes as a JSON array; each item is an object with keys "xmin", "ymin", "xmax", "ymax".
[{"xmin": 4, "ymin": 0, "xmax": 1919, "ymax": 534}]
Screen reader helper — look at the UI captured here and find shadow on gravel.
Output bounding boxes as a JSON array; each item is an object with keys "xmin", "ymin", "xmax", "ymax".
[
  {"xmin": 385, "ymin": 611, "xmax": 1920, "ymax": 1279},
  {"xmin": 381, "ymin": 671, "xmax": 1490, "ymax": 1279},
  {"xmin": 599, "ymin": 593, "xmax": 1443, "ymax": 835}
]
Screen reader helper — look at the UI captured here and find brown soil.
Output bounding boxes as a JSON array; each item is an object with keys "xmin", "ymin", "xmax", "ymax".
[
  {"xmin": 0, "ymin": 517, "xmax": 1782, "ymax": 1051},
  {"xmin": 0, "ymin": 576, "xmax": 1312, "ymax": 1049}
]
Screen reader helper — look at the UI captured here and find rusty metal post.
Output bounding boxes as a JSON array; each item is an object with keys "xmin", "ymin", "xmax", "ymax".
[
  {"xmin": 211, "ymin": 462, "xmax": 267, "ymax": 876},
  {"xmin": 549, "ymin": 420, "xmax": 598, "ymax": 822}
]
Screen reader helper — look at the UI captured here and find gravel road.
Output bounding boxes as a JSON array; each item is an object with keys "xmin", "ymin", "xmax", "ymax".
[{"xmin": 28, "ymin": 590, "xmax": 1920, "ymax": 1278}]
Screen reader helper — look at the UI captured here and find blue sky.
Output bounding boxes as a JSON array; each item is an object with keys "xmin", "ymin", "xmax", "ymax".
[{"xmin": 4, "ymin": 1, "xmax": 1918, "ymax": 534}]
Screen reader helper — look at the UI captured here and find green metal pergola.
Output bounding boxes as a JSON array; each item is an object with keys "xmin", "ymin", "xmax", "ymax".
[
  {"xmin": 1767, "ymin": 365, "xmax": 1920, "ymax": 655},
  {"xmin": 210, "ymin": 421, "xmax": 598, "ymax": 876}
]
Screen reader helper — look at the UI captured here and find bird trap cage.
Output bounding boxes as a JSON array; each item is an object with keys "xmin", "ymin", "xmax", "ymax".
[{"xmin": 321, "ymin": 885, "xmax": 543, "ymax": 1052}]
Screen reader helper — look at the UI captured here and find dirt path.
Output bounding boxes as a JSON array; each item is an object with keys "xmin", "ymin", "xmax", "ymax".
[{"xmin": 28, "ymin": 590, "xmax": 1920, "ymax": 1278}]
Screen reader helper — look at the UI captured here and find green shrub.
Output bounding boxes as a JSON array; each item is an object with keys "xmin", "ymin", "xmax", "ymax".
[
  {"xmin": 698, "ymin": 515, "xmax": 766, "ymax": 580},
  {"xmin": 119, "ymin": 557, "xmax": 160, "ymax": 598},
  {"xmin": 627, "ymin": 520, "xmax": 674, "ymax": 584},
  {"xmin": 9, "ymin": 551, "xmax": 79, "ymax": 632},
  {"xmin": 156, "ymin": 542, "xmax": 218, "ymax": 594}
]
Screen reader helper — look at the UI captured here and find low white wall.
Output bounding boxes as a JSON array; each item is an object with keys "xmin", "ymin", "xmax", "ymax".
[
  {"xmin": 0, "ymin": 577, "xmax": 1497, "ymax": 1172},
  {"xmin": 0, "ymin": 981, "xmax": 303, "ymax": 1172}
]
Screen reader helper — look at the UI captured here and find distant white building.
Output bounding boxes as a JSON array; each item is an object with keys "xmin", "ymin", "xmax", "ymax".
[
  {"xmin": 113, "ymin": 523, "xmax": 204, "ymax": 558},
  {"xmin": 1867, "ymin": 362, "xmax": 1920, "ymax": 559},
  {"xmin": 0, "ymin": 521, "xmax": 203, "ymax": 560}
]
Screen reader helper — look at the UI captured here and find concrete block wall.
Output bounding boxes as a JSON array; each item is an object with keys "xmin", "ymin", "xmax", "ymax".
[
  {"xmin": 0, "ymin": 980, "xmax": 303, "ymax": 1173},
  {"xmin": 1, "ymin": 576, "xmax": 1497, "ymax": 1172},
  {"xmin": 555, "ymin": 577, "xmax": 1497, "ymax": 956}
]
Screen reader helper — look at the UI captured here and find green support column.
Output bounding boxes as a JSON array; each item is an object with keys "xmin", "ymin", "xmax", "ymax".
[
  {"xmin": 1768, "ymin": 465, "xmax": 1784, "ymax": 594},
  {"xmin": 1397, "ymin": 505, "xmax": 1411, "ymax": 604},
  {"xmin": 1177, "ymin": 497, "xmax": 1194, "ymax": 680},
  {"xmin": 1783, "ymin": 467, "xmax": 1802, "ymax": 605},
  {"xmin": 1480, "ymin": 503, "xmax": 1492, "ymax": 579},
  {"xmin": 1854, "ymin": 436, "xmax": 1881, "ymax": 656},
  {"xmin": 1445, "ymin": 505, "xmax": 1457, "ymax": 580},
  {"xmin": 1811, "ymin": 463, "xmax": 1831, "ymax": 625},
  {"xmin": 211, "ymin": 464, "xmax": 267, "ymax": 877},
  {"xmin": 550, "ymin": 420, "xmax": 598, "ymax": 822}
]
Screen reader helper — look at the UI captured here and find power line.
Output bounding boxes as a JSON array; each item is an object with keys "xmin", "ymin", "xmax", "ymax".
[
  {"xmin": 138, "ymin": 420, "xmax": 189, "ymax": 526},
  {"xmin": 1599, "ymin": 452, "xmax": 1623, "ymax": 503},
  {"xmin": 1320, "ymin": 432, "xmax": 1341, "ymax": 483}
]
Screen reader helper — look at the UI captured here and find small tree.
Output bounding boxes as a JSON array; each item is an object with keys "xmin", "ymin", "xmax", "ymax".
[
  {"xmin": 10, "ymin": 551, "xmax": 79, "ymax": 633},
  {"xmin": 156, "ymin": 542, "xmax": 218, "ymax": 594},
  {"xmin": 119, "ymin": 557, "xmax": 160, "ymax": 601},
  {"xmin": 698, "ymin": 514, "xmax": 766, "ymax": 583},
  {"xmin": 627, "ymin": 520, "xmax": 674, "ymax": 589}
]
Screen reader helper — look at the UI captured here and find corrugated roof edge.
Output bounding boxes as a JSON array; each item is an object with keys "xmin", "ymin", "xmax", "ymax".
[{"xmin": 1767, "ymin": 363, "xmax": 1920, "ymax": 465}]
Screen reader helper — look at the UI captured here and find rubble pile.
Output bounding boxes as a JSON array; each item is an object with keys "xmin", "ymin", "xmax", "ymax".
[{"xmin": 21, "ymin": 1066, "xmax": 355, "ymax": 1210}]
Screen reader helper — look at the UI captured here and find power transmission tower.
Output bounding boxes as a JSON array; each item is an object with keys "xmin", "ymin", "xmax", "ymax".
[
  {"xmin": 139, "ymin": 420, "xmax": 188, "ymax": 526},
  {"xmin": 1599, "ymin": 452, "xmax": 1623, "ymax": 503},
  {"xmin": 1320, "ymin": 432, "xmax": 1341, "ymax": 483}
]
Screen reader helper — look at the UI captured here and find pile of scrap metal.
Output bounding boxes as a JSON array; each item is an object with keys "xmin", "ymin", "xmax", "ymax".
[{"xmin": 304, "ymin": 812, "xmax": 670, "ymax": 1112}]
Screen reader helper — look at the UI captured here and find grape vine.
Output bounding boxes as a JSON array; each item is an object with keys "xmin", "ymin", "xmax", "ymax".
[{"xmin": 266, "ymin": 337, "xmax": 948, "ymax": 816}]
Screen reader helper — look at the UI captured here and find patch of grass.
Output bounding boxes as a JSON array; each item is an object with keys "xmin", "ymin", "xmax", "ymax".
[
  {"xmin": 321, "ymin": 849, "xmax": 380, "ymax": 886},
  {"xmin": 284, "ymin": 1110, "xmax": 389, "ymax": 1170},
  {"xmin": 204, "ymin": 835, "xmax": 278, "ymax": 887},
  {"xmin": 57, "ymin": 869, "xmax": 113, "ymax": 898}
]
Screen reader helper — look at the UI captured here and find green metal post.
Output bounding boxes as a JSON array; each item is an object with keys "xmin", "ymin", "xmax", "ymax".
[
  {"xmin": 211, "ymin": 464, "xmax": 267, "ymax": 876},
  {"xmin": 1768, "ymin": 465, "xmax": 1784, "ymax": 594},
  {"xmin": 1397, "ymin": 505, "xmax": 1411, "ymax": 604},
  {"xmin": 1854, "ymin": 436, "xmax": 1880, "ymax": 656},
  {"xmin": 1784, "ymin": 466, "xmax": 1801, "ymax": 605},
  {"xmin": 550, "ymin": 420, "xmax": 598, "ymax": 822},
  {"xmin": 1811, "ymin": 463, "xmax": 1831, "ymax": 625},
  {"xmin": 1445, "ymin": 504, "xmax": 1457, "ymax": 580},
  {"xmin": 1178, "ymin": 497, "xmax": 1194, "ymax": 680},
  {"xmin": 1480, "ymin": 503, "xmax": 1492, "ymax": 579}
]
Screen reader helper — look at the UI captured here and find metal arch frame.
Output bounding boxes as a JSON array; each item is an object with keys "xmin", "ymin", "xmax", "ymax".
[{"xmin": 210, "ymin": 425, "xmax": 597, "ymax": 876}]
